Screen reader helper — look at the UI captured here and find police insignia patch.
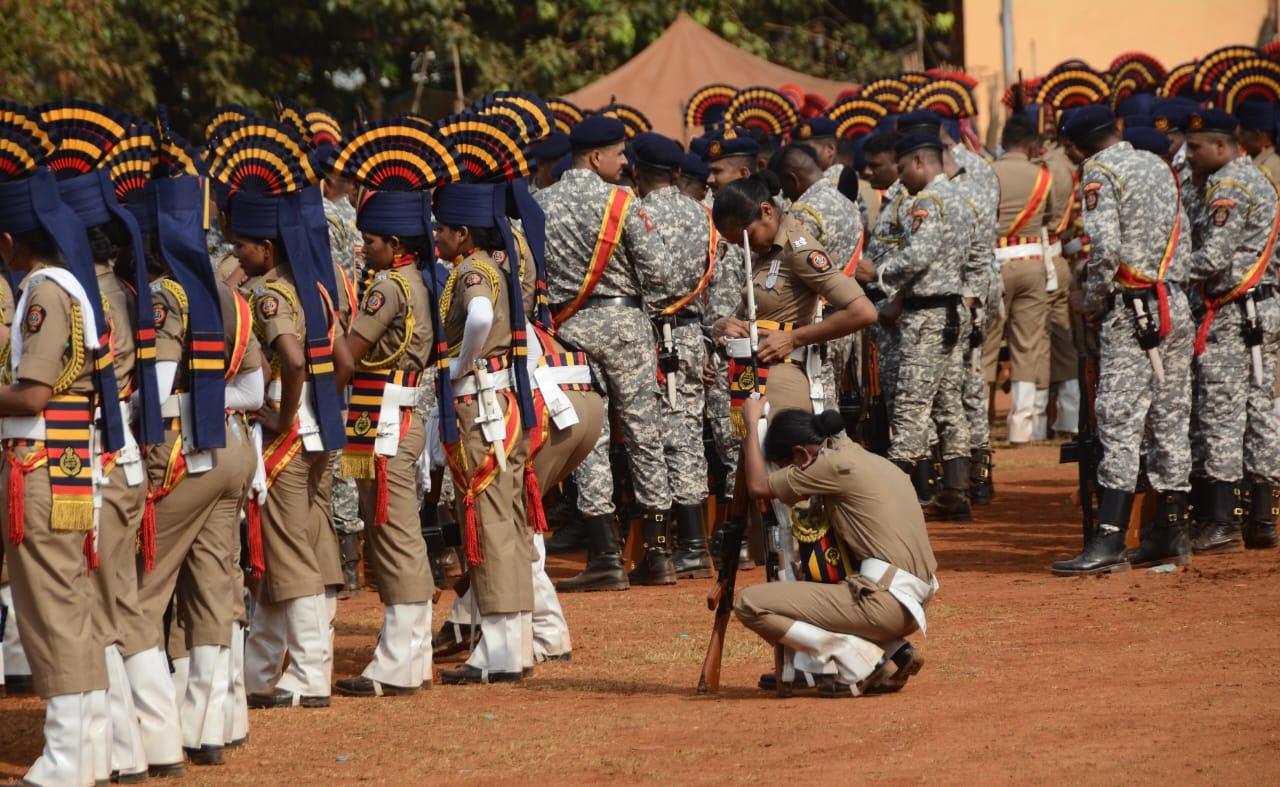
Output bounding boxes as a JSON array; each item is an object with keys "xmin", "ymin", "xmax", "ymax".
[
  {"xmin": 638, "ymin": 207, "xmax": 655, "ymax": 232},
  {"xmin": 153, "ymin": 303, "xmax": 167, "ymax": 325},
  {"xmin": 493, "ymin": 250, "xmax": 507, "ymax": 264},
  {"xmin": 462, "ymin": 272, "xmax": 485, "ymax": 288},
  {"xmin": 258, "ymin": 295, "xmax": 279, "ymax": 319},
  {"xmin": 25, "ymin": 305, "xmax": 45, "ymax": 333},
  {"xmin": 709, "ymin": 141, "xmax": 722, "ymax": 158},
  {"xmin": 1210, "ymin": 199, "xmax": 1234, "ymax": 227},
  {"xmin": 807, "ymin": 251, "xmax": 832, "ymax": 272},
  {"xmin": 363, "ymin": 291, "xmax": 385, "ymax": 315},
  {"xmin": 1083, "ymin": 182, "xmax": 1102, "ymax": 212},
  {"xmin": 910, "ymin": 209, "xmax": 928, "ymax": 232}
]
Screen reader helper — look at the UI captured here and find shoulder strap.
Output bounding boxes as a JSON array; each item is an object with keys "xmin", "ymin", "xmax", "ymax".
[
  {"xmin": 661, "ymin": 205, "xmax": 718, "ymax": 316},
  {"xmin": 225, "ymin": 289, "xmax": 252, "ymax": 380},
  {"xmin": 1004, "ymin": 165, "xmax": 1053, "ymax": 238},
  {"xmin": 552, "ymin": 188, "xmax": 633, "ymax": 324}
]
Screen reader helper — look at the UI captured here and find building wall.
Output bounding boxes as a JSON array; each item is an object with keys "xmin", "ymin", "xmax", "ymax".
[{"xmin": 963, "ymin": 0, "xmax": 1272, "ymax": 139}]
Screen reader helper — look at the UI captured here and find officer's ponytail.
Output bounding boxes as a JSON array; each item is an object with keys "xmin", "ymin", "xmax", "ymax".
[
  {"xmin": 763, "ymin": 408, "xmax": 845, "ymax": 464},
  {"xmin": 712, "ymin": 170, "xmax": 782, "ymax": 229}
]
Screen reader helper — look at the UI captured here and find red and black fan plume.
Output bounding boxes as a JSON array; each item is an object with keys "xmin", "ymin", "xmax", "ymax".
[
  {"xmin": 1192, "ymin": 45, "xmax": 1262, "ymax": 96},
  {"xmin": 1216, "ymin": 57, "xmax": 1280, "ymax": 113},
  {"xmin": 600, "ymin": 102, "xmax": 652, "ymax": 138},
  {"xmin": 1108, "ymin": 52, "xmax": 1166, "ymax": 92},
  {"xmin": 684, "ymin": 83, "xmax": 736, "ymax": 128},
  {"xmin": 825, "ymin": 97, "xmax": 887, "ymax": 139},
  {"xmin": 36, "ymin": 99, "xmax": 129, "ymax": 179},
  {"xmin": 724, "ymin": 86, "xmax": 799, "ymax": 138},
  {"xmin": 544, "ymin": 98, "xmax": 584, "ymax": 135},
  {"xmin": 1159, "ymin": 61, "xmax": 1199, "ymax": 98},
  {"xmin": 0, "ymin": 101, "xmax": 56, "ymax": 181},
  {"xmin": 104, "ymin": 121, "xmax": 157, "ymax": 205},
  {"xmin": 436, "ymin": 114, "xmax": 530, "ymax": 182},
  {"xmin": 471, "ymin": 91, "xmax": 554, "ymax": 145},
  {"xmin": 1035, "ymin": 64, "xmax": 1111, "ymax": 110},
  {"xmin": 207, "ymin": 119, "xmax": 318, "ymax": 195},
  {"xmin": 903, "ymin": 77, "xmax": 978, "ymax": 118},
  {"xmin": 861, "ymin": 78, "xmax": 911, "ymax": 113},
  {"xmin": 306, "ymin": 109, "xmax": 343, "ymax": 149},
  {"xmin": 333, "ymin": 116, "xmax": 459, "ymax": 192},
  {"xmin": 204, "ymin": 103, "xmax": 256, "ymax": 147}
]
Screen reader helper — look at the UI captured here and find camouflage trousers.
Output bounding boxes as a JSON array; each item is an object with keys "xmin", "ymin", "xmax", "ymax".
[
  {"xmin": 705, "ymin": 353, "xmax": 740, "ymax": 499},
  {"xmin": 889, "ymin": 304, "xmax": 970, "ymax": 464},
  {"xmin": 331, "ymin": 457, "xmax": 363, "ymax": 535},
  {"xmin": 413, "ymin": 366, "xmax": 454, "ymax": 505},
  {"xmin": 558, "ymin": 305, "xmax": 672, "ymax": 517},
  {"xmin": 820, "ymin": 333, "xmax": 856, "ymax": 411},
  {"xmin": 870, "ymin": 322, "xmax": 901, "ymax": 423},
  {"xmin": 957, "ymin": 301, "xmax": 996, "ymax": 451},
  {"xmin": 1096, "ymin": 289, "xmax": 1192, "ymax": 493},
  {"xmin": 1190, "ymin": 305, "xmax": 1250, "ymax": 484},
  {"xmin": 1245, "ymin": 297, "xmax": 1280, "ymax": 483},
  {"xmin": 660, "ymin": 323, "xmax": 709, "ymax": 506}
]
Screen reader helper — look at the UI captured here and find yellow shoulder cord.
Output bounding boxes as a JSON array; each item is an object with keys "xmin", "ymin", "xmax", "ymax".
[
  {"xmin": 357, "ymin": 271, "xmax": 416, "ymax": 370},
  {"xmin": 52, "ymin": 302, "xmax": 87, "ymax": 395},
  {"xmin": 439, "ymin": 259, "xmax": 501, "ymax": 358},
  {"xmin": 157, "ymin": 278, "xmax": 190, "ymax": 337},
  {"xmin": 249, "ymin": 281, "xmax": 303, "ymax": 379}
]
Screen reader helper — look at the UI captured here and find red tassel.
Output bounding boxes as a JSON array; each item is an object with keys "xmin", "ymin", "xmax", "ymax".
[
  {"xmin": 84, "ymin": 531, "xmax": 98, "ymax": 571},
  {"xmin": 374, "ymin": 455, "xmax": 390, "ymax": 526},
  {"xmin": 8, "ymin": 455, "xmax": 24, "ymax": 546},
  {"xmin": 525, "ymin": 465, "xmax": 548, "ymax": 534},
  {"xmin": 246, "ymin": 499, "xmax": 265, "ymax": 577},
  {"xmin": 463, "ymin": 491, "xmax": 482, "ymax": 566},
  {"xmin": 1193, "ymin": 302, "xmax": 1216, "ymax": 356},
  {"xmin": 141, "ymin": 497, "xmax": 157, "ymax": 572}
]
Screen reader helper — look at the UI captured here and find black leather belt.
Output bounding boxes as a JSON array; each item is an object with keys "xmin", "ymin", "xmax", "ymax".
[
  {"xmin": 551, "ymin": 295, "xmax": 642, "ymax": 313},
  {"xmin": 656, "ymin": 309, "xmax": 702, "ymax": 327},
  {"xmin": 902, "ymin": 294, "xmax": 961, "ymax": 310}
]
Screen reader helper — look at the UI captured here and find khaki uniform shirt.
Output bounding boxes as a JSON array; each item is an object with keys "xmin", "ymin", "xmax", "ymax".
[
  {"xmin": 740, "ymin": 216, "xmax": 864, "ymax": 325},
  {"xmin": 444, "ymin": 252, "xmax": 512, "ymax": 360},
  {"xmin": 349, "ymin": 264, "xmax": 433, "ymax": 371},
  {"xmin": 96, "ymin": 263, "xmax": 137, "ymax": 397},
  {"xmin": 16, "ymin": 265, "xmax": 97, "ymax": 396}
]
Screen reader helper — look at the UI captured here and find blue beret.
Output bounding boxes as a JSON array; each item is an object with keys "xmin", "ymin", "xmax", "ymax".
[
  {"xmin": 894, "ymin": 132, "xmax": 944, "ymax": 158},
  {"xmin": 1117, "ymin": 92, "xmax": 1157, "ymax": 119},
  {"xmin": 1151, "ymin": 98, "xmax": 1197, "ymax": 134},
  {"xmin": 551, "ymin": 153, "xmax": 572, "ymax": 179},
  {"xmin": 794, "ymin": 117, "xmax": 838, "ymax": 141},
  {"xmin": 630, "ymin": 132, "xmax": 684, "ymax": 170},
  {"xmin": 1061, "ymin": 105, "xmax": 1115, "ymax": 144},
  {"xmin": 569, "ymin": 115, "xmax": 626, "ymax": 150},
  {"xmin": 896, "ymin": 110, "xmax": 942, "ymax": 133},
  {"xmin": 688, "ymin": 134, "xmax": 711, "ymax": 159},
  {"xmin": 681, "ymin": 152, "xmax": 709, "ymax": 181},
  {"xmin": 1123, "ymin": 127, "xmax": 1171, "ymax": 156},
  {"xmin": 1236, "ymin": 101, "xmax": 1276, "ymax": 134},
  {"xmin": 706, "ymin": 127, "xmax": 759, "ymax": 161},
  {"xmin": 1024, "ymin": 104, "xmax": 1050, "ymax": 135},
  {"xmin": 1181, "ymin": 108, "xmax": 1237, "ymax": 135},
  {"xmin": 875, "ymin": 114, "xmax": 899, "ymax": 135},
  {"xmin": 529, "ymin": 131, "xmax": 570, "ymax": 161},
  {"xmin": 1120, "ymin": 113, "xmax": 1152, "ymax": 129}
]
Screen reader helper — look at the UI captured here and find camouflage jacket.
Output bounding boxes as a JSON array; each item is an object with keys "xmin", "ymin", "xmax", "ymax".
[
  {"xmin": 1184, "ymin": 154, "xmax": 1280, "ymax": 293},
  {"xmin": 879, "ymin": 173, "xmax": 969, "ymax": 299},
  {"xmin": 789, "ymin": 176, "xmax": 863, "ymax": 275},
  {"xmin": 640, "ymin": 185, "xmax": 717, "ymax": 315}
]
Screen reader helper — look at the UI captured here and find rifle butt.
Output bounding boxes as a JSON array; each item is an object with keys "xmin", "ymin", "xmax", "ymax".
[{"xmin": 697, "ymin": 613, "xmax": 730, "ymax": 694}]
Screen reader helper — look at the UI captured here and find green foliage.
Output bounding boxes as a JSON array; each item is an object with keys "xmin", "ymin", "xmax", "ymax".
[{"xmin": 0, "ymin": 0, "xmax": 946, "ymax": 136}]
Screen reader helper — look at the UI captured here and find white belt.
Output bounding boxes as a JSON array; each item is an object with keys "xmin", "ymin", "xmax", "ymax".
[
  {"xmin": 860, "ymin": 558, "xmax": 939, "ymax": 636},
  {"xmin": 266, "ymin": 380, "xmax": 325, "ymax": 452},
  {"xmin": 373, "ymin": 383, "xmax": 424, "ymax": 457},
  {"xmin": 725, "ymin": 336, "xmax": 807, "ymax": 364},
  {"xmin": 451, "ymin": 367, "xmax": 516, "ymax": 398},
  {"xmin": 382, "ymin": 383, "xmax": 425, "ymax": 410},
  {"xmin": 532, "ymin": 364, "xmax": 586, "ymax": 431},
  {"xmin": 993, "ymin": 242, "xmax": 1044, "ymax": 261},
  {"xmin": 0, "ymin": 415, "xmax": 46, "ymax": 441},
  {"xmin": 95, "ymin": 401, "xmax": 144, "ymax": 487}
]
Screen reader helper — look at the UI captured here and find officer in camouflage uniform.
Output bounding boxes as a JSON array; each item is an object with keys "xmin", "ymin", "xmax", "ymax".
[
  {"xmin": 770, "ymin": 143, "xmax": 864, "ymax": 414},
  {"xmin": 534, "ymin": 116, "xmax": 673, "ymax": 593},
  {"xmin": 323, "ymin": 169, "xmax": 365, "ymax": 595},
  {"xmin": 1179, "ymin": 109, "xmax": 1280, "ymax": 554},
  {"xmin": 861, "ymin": 131, "xmax": 910, "ymax": 435},
  {"xmin": 792, "ymin": 117, "xmax": 843, "ymax": 188},
  {"xmin": 878, "ymin": 133, "xmax": 973, "ymax": 516},
  {"xmin": 631, "ymin": 133, "xmax": 718, "ymax": 581},
  {"xmin": 1052, "ymin": 106, "xmax": 1193, "ymax": 576}
]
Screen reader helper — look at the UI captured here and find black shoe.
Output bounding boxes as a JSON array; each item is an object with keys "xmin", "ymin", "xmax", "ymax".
[
  {"xmin": 969, "ymin": 448, "xmax": 994, "ymax": 506},
  {"xmin": 1192, "ymin": 481, "xmax": 1245, "ymax": 554},
  {"xmin": 545, "ymin": 517, "xmax": 588, "ymax": 554},
  {"xmin": 909, "ymin": 460, "xmax": 936, "ymax": 506},
  {"xmin": 1128, "ymin": 490, "xmax": 1191, "ymax": 568},
  {"xmin": 3, "ymin": 674, "xmax": 33, "ymax": 695},
  {"xmin": 183, "ymin": 745, "xmax": 225, "ymax": 766},
  {"xmin": 335, "ymin": 676, "xmax": 418, "ymax": 697},
  {"xmin": 111, "ymin": 769, "xmax": 149, "ymax": 783},
  {"xmin": 439, "ymin": 664, "xmax": 522, "ymax": 685},
  {"xmin": 557, "ymin": 514, "xmax": 630, "ymax": 592},
  {"xmin": 926, "ymin": 457, "xmax": 972, "ymax": 521},
  {"xmin": 432, "ymin": 622, "xmax": 476, "ymax": 657},
  {"xmin": 246, "ymin": 688, "xmax": 330, "ymax": 709},
  {"xmin": 1244, "ymin": 478, "xmax": 1279, "ymax": 549},
  {"xmin": 671, "ymin": 502, "xmax": 713, "ymax": 579},
  {"xmin": 757, "ymin": 670, "xmax": 822, "ymax": 692},
  {"xmin": 146, "ymin": 762, "xmax": 186, "ymax": 779},
  {"xmin": 1052, "ymin": 487, "xmax": 1134, "ymax": 576},
  {"xmin": 628, "ymin": 509, "xmax": 676, "ymax": 585},
  {"xmin": 338, "ymin": 532, "xmax": 361, "ymax": 598},
  {"xmin": 865, "ymin": 643, "xmax": 924, "ymax": 695},
  {"xmin": 538, "ymin": 651, "xmax": 572, "ymax": 663}
]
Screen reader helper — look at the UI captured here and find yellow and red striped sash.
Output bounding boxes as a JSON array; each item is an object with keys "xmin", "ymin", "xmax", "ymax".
[
  {"xmin": 553, "ymin": 188, "xmax": 632, "ymax": 324},
  {"xmin": 661, "ymin": 205, "xmax": 718, "ymax": 316},
  {"xmin": 1193, "ymin": 194, "xmax": 1280, "ymax": 355},
  {"xmin": 1004, "ymin": 165, "xmax": 1053, "ymax": 239},
  {"xmin": 445, "ymin": 389, "xmax": 522, "ymax": 566},
  {"xmin": 1116, "ymin": 207, "xmax": 1182, "ymax": 341}
]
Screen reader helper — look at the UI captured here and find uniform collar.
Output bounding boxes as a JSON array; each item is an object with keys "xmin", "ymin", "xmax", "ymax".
[
  {"xmin": 560, "ymin": 168, "xmax": 604, "ymax": 186},
  {"xmin": 999, "ymin": 150, "xmax": 1030, "ymax": 162}
]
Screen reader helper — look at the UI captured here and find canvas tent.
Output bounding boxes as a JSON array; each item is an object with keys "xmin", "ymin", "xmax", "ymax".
[{"xmin": 563, "ymin": 12, "xmax": 852, "ymax": 140}]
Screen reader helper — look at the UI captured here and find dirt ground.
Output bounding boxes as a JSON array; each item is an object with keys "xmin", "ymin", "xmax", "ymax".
[{"xmin": 3, "ymin": 442, "xmax": 1279, "ymax": 784}]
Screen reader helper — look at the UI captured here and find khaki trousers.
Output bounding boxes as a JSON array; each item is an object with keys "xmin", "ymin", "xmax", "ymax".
[{"xmin": 734, "ymin": 578, "xmax": 917, "ymax": 646}]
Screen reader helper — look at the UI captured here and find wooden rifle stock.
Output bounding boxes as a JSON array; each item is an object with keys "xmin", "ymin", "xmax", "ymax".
[{"xmin": 697, "ymin": 516, "xmax": 746, "ymax": 694}]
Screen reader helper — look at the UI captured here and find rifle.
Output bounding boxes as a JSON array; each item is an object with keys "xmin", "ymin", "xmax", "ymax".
[
  {"xmin": 698, "ymin": 230, "xmax": 757, "ymax": 695},
  {"xmin": 1059, "ymin": 352, "xmax": 1100, "ymax": 541}
]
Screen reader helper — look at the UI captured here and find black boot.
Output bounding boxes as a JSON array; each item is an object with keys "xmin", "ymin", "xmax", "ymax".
[
  {"xmin": 1187, "ymin": 476, "xmax": 1211, "ymax": 536},
  {"xmin": 1192, "ymin": 481, "xmax": 1245, "ymax": 554},
  {"xmin": 338, "ymin": 532, "xmax": 361, "ymax": 599},
  {"xmin": 906, "ymin": 461, "xmax": 934, "ymax": 505},
  {"xmin": 555, "ymin": 515, "xmax": 630, "ymax": 592},
  {"xmin": 1128, "ymin": 490, "xmax": 1190, "ymax": 568},
  {"xmin": 628, "ymin": 509, "xmax": 677, "ymax": 586},
  {"xmin": 710, "ymin": 525, "xmax": 755, "ymax": 572},
  {"xmin": 671, "ymin": 502, "xmax": 713, "ymax": 579},
  {"xmin": 1244, "ymin": 477, "xmax": 1279, "ymax": 549},
  {"xmin": 545, "ymin": 517, "xmax": 589, "ymax": 554},
  {"xmin": 1051, "ymin": 487, "xmax": 1134, "ymax": 576},
  {"xmin": 969, "ymin": 448, "xmax": 994, "ymax": 506},
  {"xmin": 926, "ymin": 457, "xmax": 972, "ymax": 522}
]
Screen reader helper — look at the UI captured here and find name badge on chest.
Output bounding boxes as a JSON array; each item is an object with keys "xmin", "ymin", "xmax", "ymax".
[{"xmin": 764, "ymin": 259, "xmax": 781, "ymax": 290}]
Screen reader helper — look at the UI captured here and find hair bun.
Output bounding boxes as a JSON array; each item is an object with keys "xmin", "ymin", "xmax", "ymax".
[{"xmin": 813, "ymin": 410, "xmax": 845, "ymax": 438}]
